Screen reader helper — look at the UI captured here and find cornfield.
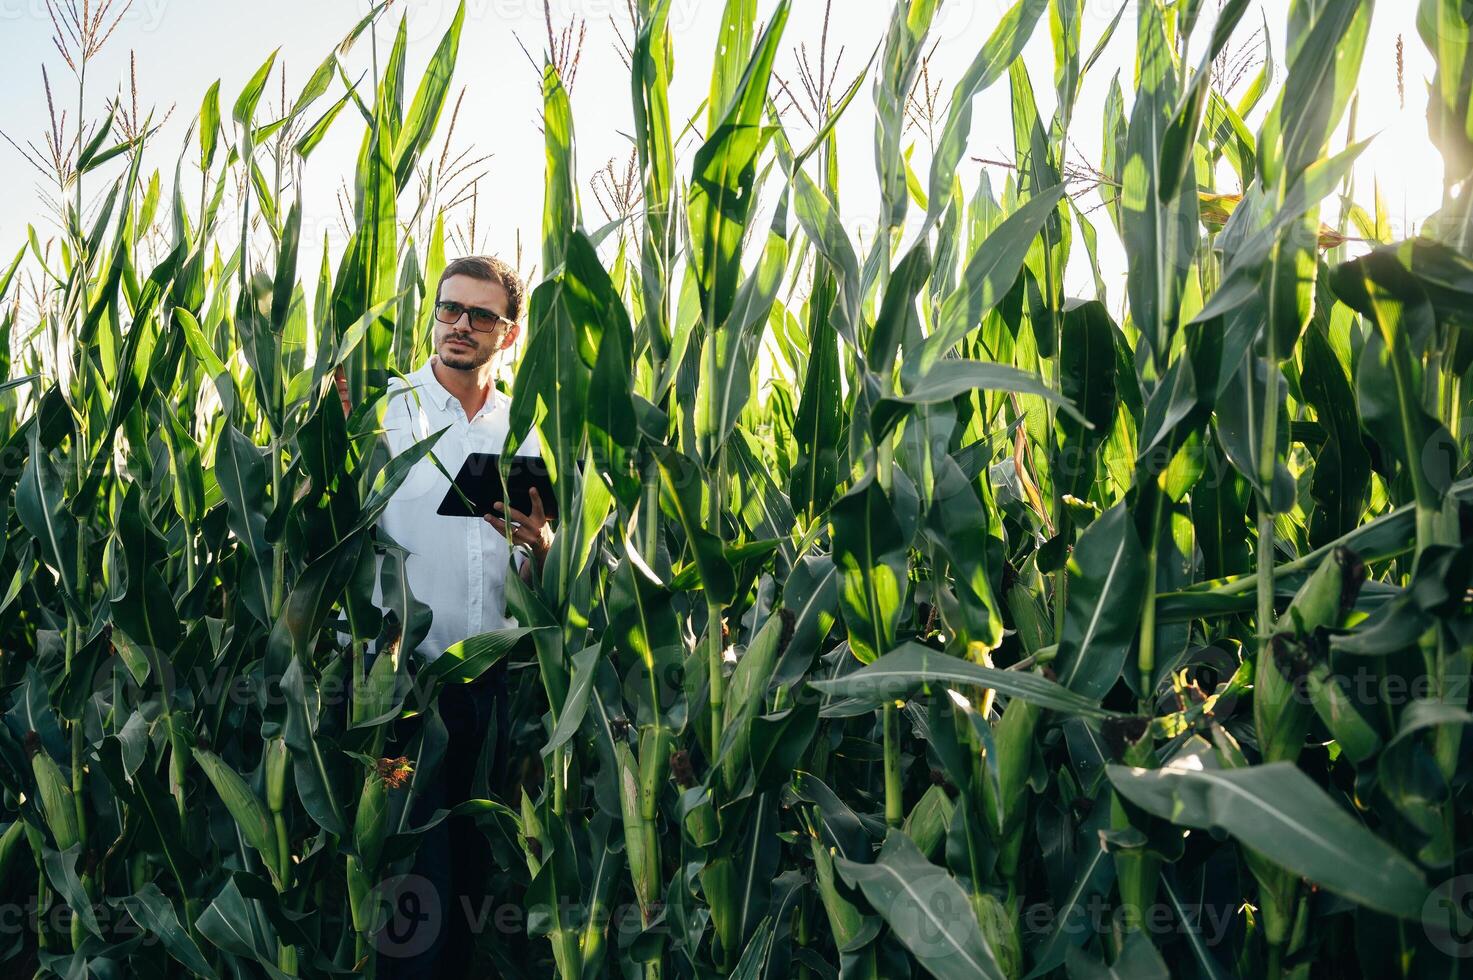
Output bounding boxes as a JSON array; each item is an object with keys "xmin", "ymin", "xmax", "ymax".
[{"xmin": 2, "ymin": 0, "xmax": 1473, "ymax": 976}]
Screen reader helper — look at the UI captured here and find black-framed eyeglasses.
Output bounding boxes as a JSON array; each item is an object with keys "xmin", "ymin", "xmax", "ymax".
[{"xmin": 434, "ymin": 300, "xmax": 513, "ymax": 333}]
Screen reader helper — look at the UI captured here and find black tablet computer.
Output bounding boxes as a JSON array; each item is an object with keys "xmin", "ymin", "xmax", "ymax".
[{"xmin": 436, "ymin": 453, "xmax": 559, "ymax": 520}]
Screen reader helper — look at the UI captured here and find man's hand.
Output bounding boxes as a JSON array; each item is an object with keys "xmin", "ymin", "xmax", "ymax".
[{"xmin": 484, "ymin": 487, "xmax": 554, "ymax": 571}]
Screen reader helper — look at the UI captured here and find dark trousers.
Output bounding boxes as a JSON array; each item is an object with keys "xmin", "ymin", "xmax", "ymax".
[{"xmin": 378, "ymin": 661, "xmax": 509, "ymax": 979}]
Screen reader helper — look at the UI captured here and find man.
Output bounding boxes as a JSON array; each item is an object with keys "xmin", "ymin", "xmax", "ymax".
[{"xmin": 372, "ymin": 256, "xmax": 552, "ymax": 977}]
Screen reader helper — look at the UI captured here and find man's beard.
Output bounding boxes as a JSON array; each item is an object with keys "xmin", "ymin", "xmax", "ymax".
[{"xmin": 438, "ymin": 335, "xmax": 492, "ymax": 370}]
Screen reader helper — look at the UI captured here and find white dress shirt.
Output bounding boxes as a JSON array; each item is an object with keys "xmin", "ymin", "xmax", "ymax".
[{"xmin": 375, "ymin": 358, "xmax": 540, "ymax": 662}]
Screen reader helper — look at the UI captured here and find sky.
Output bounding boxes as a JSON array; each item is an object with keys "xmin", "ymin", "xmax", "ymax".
[{"xmin": 0, "ymin": 0, "xmax": 1452, "ymax": 327}]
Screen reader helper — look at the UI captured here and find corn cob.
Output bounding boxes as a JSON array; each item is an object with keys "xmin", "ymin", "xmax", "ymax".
[
  {"xmin": 975, "ymin": 891, "xmax": 1021, "ymax": 979},
  {"xmin": 1210, "ymin": 724, "xmax": 1300, "ymax": 961},
  {"xmin": 1257, "ymin": 548, "xmax": 1364, "ymax": 764},
  {"xmin": 807, "ymin": 827, "xmax": 871, "ymax": 952},
  {"xmin": 0, "ymin": 821, "xmax": 29, "ymax": 885},
  {"xmin": 1104, "ymin": 717, "xmax": 1159, "ymax": 931},
  {"xmin": 1005, "ymin": 580, "xmax": 1054, "ymax": 656},
  {"xmin": 1275, "ymin": 547, "xmax": 1364, "ymax": 636},
  {"xmin": 25, "ymin": 733, "xmax": 80, "ymax": 852},
  {"xmin": 980, "ymin": 694, "xmax": 1041, "ymax": 882},
  {"xmin": 193, "ymin": 747, "xmax": 280, "ymax": 881},
  {"xmin": 902, "ymin": 783, "xmax": 954, "ymax": 860},
  {"xmin": 265, "ymin": 735, "xmax": 289, "ymax": 812},
  {"xmin": 353, "ymin": 757, "xmax": 410, "ymax": 873},
  {"xmin": 1303, "ymin": 662, "xmax": 1381, "ymax": 764},
  {"xmin": 264, "ymin": 735, "xmax": 292, "ymax": 892},
  {"xmin": 352, "ymin": 638, "xmax": 403, "ymax": 729},
  {"xmin": 615, "ymin": 740, "xmax": 658, "ymax": 917}
]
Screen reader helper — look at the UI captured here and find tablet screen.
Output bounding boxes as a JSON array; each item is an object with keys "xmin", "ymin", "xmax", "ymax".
[{"xmin": 435, "ymin": 453, "xmax": 559, "ymax": 520}]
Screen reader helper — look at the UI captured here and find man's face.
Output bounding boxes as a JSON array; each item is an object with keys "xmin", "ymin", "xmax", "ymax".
[{"xmin": 434, "ymin": 274, "xmax": 520, "ymax": 371}]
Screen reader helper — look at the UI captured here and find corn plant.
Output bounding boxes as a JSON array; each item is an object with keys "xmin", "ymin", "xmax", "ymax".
[{"xmin": 2, "ymin": 0, "xmax": 1473, "ymax": 977}]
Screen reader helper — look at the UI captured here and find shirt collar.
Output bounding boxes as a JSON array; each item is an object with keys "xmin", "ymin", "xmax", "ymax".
[{"xmin": 411, "ymin": 358, "xmax": 504, "ymax": 418}]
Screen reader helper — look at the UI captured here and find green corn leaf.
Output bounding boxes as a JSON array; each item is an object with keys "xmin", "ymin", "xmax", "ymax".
[
  {"xmin": 828, "ymin": 469, "xmax": 911, "ymax": 665},
  {"xmin": 868, "ymin": 241, "xmax": 931, "ymax": 376},
  {"xmin": 1065, "ymin": 928, "xmax": 1169, "ymax": 979},
  {"xmin": 420, "ymin": 626, "xmax": 546, "ymax": 691},
  {"xmin": 42, "ymin": 844, "xmax": 101, "ymax": 937},
  {"xmin": 914, "ymin": 183, "xmax": 1068, "ymax": 376},
  {"xmin": 393, "ymin": 2, "xmax": 464, "ymax": 190},
  {"xmin": 175, "ymin": 307, "xmax": 236, "ymax": 416},
  {"xmin": 727, "ymin": 428, "xmax": 798, "ymax": 565},
  {"xmin": 109, "ymin": 484, "xmax": 182, "ymax": 656},
  {"xmin": 280, "ymin": 659, "xmax": 347, "ymax": 837},
  {"xmin": 544, "ymin": 644, "xmax": 600, "ymax": 756},
  {"xmin": 1258, "ymin": 0, "xmax": 1373, "ymax": 186},
  {"xmin": 1107, "ymin": 751, "xmax": 1428, "ymax": 920},
  {"xmin": 200, "ymin": 80, "xmax": 223, "ymax": 172},
  {"xmin": 873, "ymin": 0, "xmax": 942, "ymax": 228},
  {"xmin": 1336, "ymin": 250, "xmax": 1454, "ymax": 513},
  {"xmin": 1378, "ymin": 700, "xmax": 1472, "ymax": 865},
  {"xmin": 1206, "ymin": 89, "xmax": 1258, "ymax": 185},
  {"xmin": 1083, "ymin": 1, "xmax": 1129, "ymax": 81},
  {"xmin": 654, "ymin": 445, "xmax": 735, "ymax": 604},
  {"xmin": 1056, "ymin": 300, "xmax": 1119, "ymax": 502},
  {"xmin": 607, "ymin": 545, "xmax": 679, "ymax": 684},
  {"xmin": 812, "ymin": 642, "xmax": 1118, "ymax": 719},
  {"xmin": 294, "ymin": 90, "xmax": 353, "ymax": 159},
  {"xmin": 696, "ymin": 189, "xmax": 789, "ymax": 463},
  {"xmin": 120, "ymin": 883, "xmax": 218, "ymax": 978},
  {"xmin": 542, "ymin": 64, "xmax": 574, "ymax": 271},
  {"xmin": 1028, "ymin": 812, "xmax": 1115, "ymax": 975},
  {"xmin": 233, "ymin": 50, "xmax": 281, "ymax": 130},
  {"xmin": 924, "ymin": 0, "xmax": 1050, "ymax": 233},
  {"xmin": 687, "ymin": 0, "xmax": 789, "ymax": 333},
  {"xmin": 77, "ymin": 107, "xmax": 118, "ymax": 171},
  {"xmin": 835, "ymin": 831, "xmax": 1006, "ymax": 980},
  {"xmin": 196, "ymin": 877, "xmax": 294, "ymax": 978},
  {"xmin": 1054, "ymin": 504, "xmax": 1148, "ymax": 700},
  {"xmin": 1299, "ymin": 304, "xmax": 1370, "ymax": 546},
  {"xmin": 923, "ymin": 456, "xmax": 1006, "ymax": 651},
  {"xmin": 789, "ymin": 265, "xmax": 843, "ymax": 519},
  {"xmin": 16, "ymin": 428, "xmax": 79, "ymax": 609},
  {"xmin": 1121, "ymin": 0, "xmax": 1198, "ymax": 367},
  {"xmin": 876, "ymin": 356, "xmax": 1086, "ymax": 439},
  {"xmin": 791, "ymin": 165, "xmax": 862, "ymax": 350},
  {"xmin": 291, "ymin": 50, "xmax": 339, "ymax": 120},
  {"xmin": 1157, "ymin": 0, "xmax": 1251, "ymax": 203},
  {"xmin": 215, "ymin": 422, "xmax": 273, "ymax": 622},
  {"xmin": 707, "ymin": 0, "xmax": 758, "ymax": 130},
  {"xmin": 1214, "ymin": 348, "xmax": 1294, "ymax": 511},
  {"xmin": 565, "ymin": 232, "xmax": 639, "ymax": 502},
  {"xmin": 631, "ymin": 0, "xmax": 676, "ymax": 365}
]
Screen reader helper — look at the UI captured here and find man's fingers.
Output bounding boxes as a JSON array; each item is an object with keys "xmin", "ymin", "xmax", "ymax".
[
  {"xmin": 487, "ymin": 514, "xmax": 539, "ymax": 549},
  {"xmin": 529, "ymin": 487, "xmax": 546, "ymax": 522},
  {"xmin": 500, "ymin": 504, "xmax": 533, "ymax": 526}
]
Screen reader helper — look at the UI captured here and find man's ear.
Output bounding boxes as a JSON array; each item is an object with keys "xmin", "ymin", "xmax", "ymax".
[{"xmin": 499, "ymin": 321, "xmax": 521, "ymax": 352}]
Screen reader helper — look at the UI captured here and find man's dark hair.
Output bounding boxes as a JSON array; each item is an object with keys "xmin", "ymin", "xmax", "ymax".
[{"xmin": 435, "ymin": 256, "xmax": 525, "ymax": 323}]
